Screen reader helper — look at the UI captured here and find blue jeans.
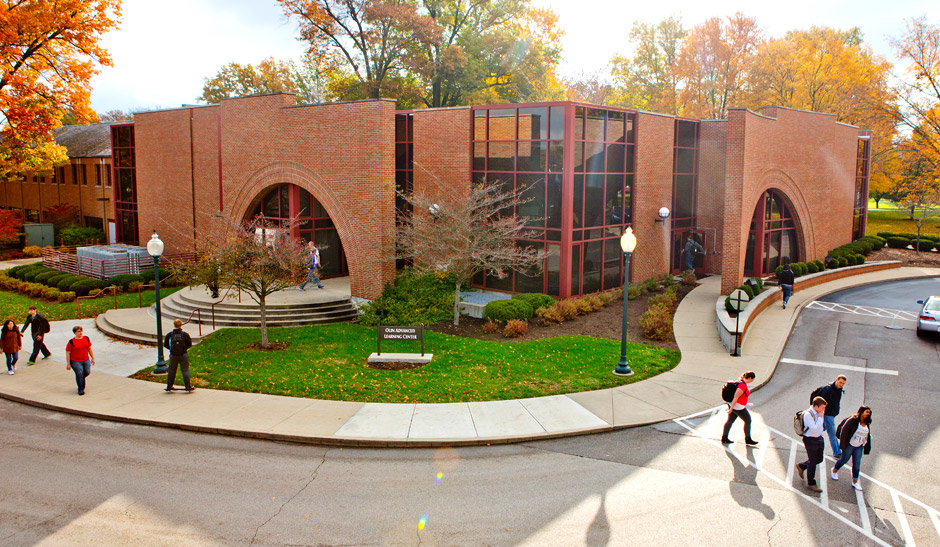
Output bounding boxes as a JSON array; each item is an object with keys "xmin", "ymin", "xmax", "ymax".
[
  {"xmin": 781, "ymin": 284, "xmax": 793, "ymax": 304},
  {"xmin": 5, "ymin": 351, "xmax": 18, "ymax": 371},
  {"xmin": 69, "ymin": 360, "xmax": 91, "ymax": 394},
  {"xmin": 833, "ymin": 444, "xmax": 864, "ymax": 480},
  {"xmin": 823, "ymin": 415, "xmax": 841, "ymax": 456},
  {"xmin": 299, "ymin": 268, "xmax": 321, "ymax": 289}
]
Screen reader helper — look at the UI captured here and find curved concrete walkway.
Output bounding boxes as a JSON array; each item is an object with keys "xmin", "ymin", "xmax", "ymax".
[{"xmin": 0, "ymin": 267, "xmax": 936, "ymax": 447}]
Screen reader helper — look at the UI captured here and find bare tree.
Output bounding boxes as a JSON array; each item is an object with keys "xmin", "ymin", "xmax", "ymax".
[
  {"xmin": 173, "ymin": 215, "xmax": 308, "ymax": 347},
  {"xmin": 395, "ymin": 183, "xmax": 543, "ymax": 326}
]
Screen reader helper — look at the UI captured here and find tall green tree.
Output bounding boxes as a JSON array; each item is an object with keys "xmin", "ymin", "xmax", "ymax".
[
  {"xmin": 609, "ymin": 16, "xmax": 686, "ymax": 114},
  {"xmin": 198, "ymin": 56, "xmax": 332, "ymax": 104}
]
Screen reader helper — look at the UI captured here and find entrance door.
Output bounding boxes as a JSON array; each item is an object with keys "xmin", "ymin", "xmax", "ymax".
[{"xmin": 672, "ymin": 230, "xmax": 706, "ymax": 274}]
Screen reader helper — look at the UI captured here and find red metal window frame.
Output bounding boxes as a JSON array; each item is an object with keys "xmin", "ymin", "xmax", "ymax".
[
  {"xmin": 745, "ymin": 190, "xmax": 800, "ymax": 276},
  {"xmin": 110, "ymin": 123, "xmax": 139, "ymax": 245},
  {"xmin": 670, "ymin": 118, "xmax": 700, "ymax": 273}
]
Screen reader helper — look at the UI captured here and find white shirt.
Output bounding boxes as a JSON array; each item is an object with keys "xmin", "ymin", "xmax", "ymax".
[
  {"xmin": 850, "ymin": 424, "xmax": 869, "ymax": 447},
  {"xmin": 802, "ymin": 408, "xmax": 825, "ymax": 438}
]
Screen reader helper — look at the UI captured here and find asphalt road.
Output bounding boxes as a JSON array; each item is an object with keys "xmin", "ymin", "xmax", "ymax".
[{"xmin": 0, "ymin": 280, "xmax": 937, "ymax": 546}]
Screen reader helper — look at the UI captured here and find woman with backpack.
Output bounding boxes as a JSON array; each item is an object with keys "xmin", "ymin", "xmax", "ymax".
[
  {"xmin": 830, "ymin": 405, "xmax": 873, "ymax": 491},
  {"xmin": 721, "ymin": 371, "xmax": 758, "ymax": 446},
  {"xmin": 2, "ymin": 319, "xmax": 23, "ymax": 374}
]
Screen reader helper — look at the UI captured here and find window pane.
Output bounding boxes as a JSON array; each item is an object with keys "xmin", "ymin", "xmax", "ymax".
[
  {"xmin": 395, "ymin": 115, "xmax": 408, "ymax": 141},
  {"xmin": 314, "ymin": 197, "xmax": 329, "ymax": 218},
  {"xmin": 548, "ymin": 141, "xmax": 564, "ymax": 172},
  {"xmin": 488, "ymin": 108, "xmax": 516, "ymax": 140},
  {"xmin": 263, "ymin": 189, "xmax": 280, "ymax": 218},
  {"xmin": 546, "ymin": 243, "xmax": 560, "ymax": 296},
  {"xmin": 626, "ymin": 114, "xmax": 636, "ymax": 143},
  {"xmin": 676, "ymin": 120, "xmax": 697, "ymax": 148},
  {"xmin": 584, "ymin": 174, "xmax": 605, "ymax": 227},
  {"xmin": 514, "ymin": 241, "xmax": 544, "ymax": 293},
  {"xmin": 549, "ymin": 106, "xmax": 565, "ymax": 140},
  {"xmin": 517, "ymin": 174, "xmax": 545, "ymax": 227},
  {"xmin": 487, "ymin": 141, "xmax": 515, "ymax": 171},
  {"xmin": 574, "ymin": 142, "xmax": 584, "ymax": 172},
  {"xmin": 473, "ymin": 110, "xmax": 486, "ymax": 139},
  {"xmin": 676, "ymin": 148, "xmax": 695, "ymax": 174},
  {"xmin": 314, "ymin": 228, "xmax": 343, "ymax": 277},
  {"xmin": 604, "ymin": 238, "xmax": 623, "ymax": 290},
  {"xmin": 473, "ymin": 142, "xmax": 485, "ymax": 171},
  {"xmin": 487, "ymin": 270, "xmax": 513, "ymax": 291},
  {"xmin": 518, "ymin": 107, "xmax": 548, "ymax": 140},
  {"xmin": 582, "ymin": 240, "xmax": 602, "ymax": 294},
  {"xmin": 625, "ymin": 144, "xmax": 635, "ymax": 173},
  {"xmin": 573, "ymin": 175, "xmax": 583, "ymax": 229},
  {"xmin": 571, "ymin": 244, "xmax": 581, "ymax": 295},
  {"xmin": 517, "ymin": 141, "xmax": 546, "ymax": 172},
  {"xmin": 546, "ymin": 174, "xmax": 562, "ymax": 229},
  {"xmin": 607, "ymin": 143, "xmax": 625, "ymax": 173},
  {"xmin": 299, "ymin": 188, "xmax": 311, "ymax": 216},
  {"xmin": 575, "ymin": 107, "xmax": 585, "ymax": 140},
  {"xmin": 585, "ymin": 109, "xmax": 605, "ymax": 141},
  {"xmin": 396, "ymin": 143, "xmax": 408, "ymax": 170},
  {"xmin": 585, "ymin": 141, "xmax": 605, "ymax": 172},
  {"xmin": 674, "ymin": 175, "xmax": 695, "ymax": 219},
  {"xmin": 607, "ymin": 111, "xmax": 625, "ymax": 142},
  {"xmin": 606, "ymin": 175, "xmax": 624, "ymax": 225}
]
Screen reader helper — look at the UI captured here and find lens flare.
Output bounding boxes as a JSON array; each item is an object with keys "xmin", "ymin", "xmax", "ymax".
[
  {"xmin": 418, "ymin": 514, "xmax": 428, "ymax": 530},
  {"xmin": 435, "ymin": 472, "xmax": 443, "ymax": 485}
]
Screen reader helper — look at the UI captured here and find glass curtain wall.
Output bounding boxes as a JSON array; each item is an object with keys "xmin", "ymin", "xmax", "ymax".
[
  {"xmin": 111, "ymin": 124, "xmax": 139, "ymax": 245},
  {"xmin": 670, "ymin": 119, "xmax": 699, "ymax": 272},
  {"xmin": 471, "ymin": 103, "xmax": 637, "ymax": 297},
  {"xmin": 853, "ymin": 137, "xmax": 871, "ymax": 240},
  {"xmin": 744, "ymin": 190, "xmax": 800, "ymax": 276}
]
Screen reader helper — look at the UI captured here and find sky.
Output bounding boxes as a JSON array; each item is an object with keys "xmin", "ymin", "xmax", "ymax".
[{"xmin": 90, "ymin": 0, "xmax": 940, "ymax": 114}]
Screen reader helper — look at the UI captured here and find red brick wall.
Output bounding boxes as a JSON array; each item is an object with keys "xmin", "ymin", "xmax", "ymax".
[
  {"xmin": 719, "ymin": 107, "xmax": 860, "ymax": 294},
  {"xmin": 632, "ymin": 112, "xmax": 675, "ymax": 282},
  {"xmin": 412, "ymin": 107, "xmax": 471, "ymax": 200}
]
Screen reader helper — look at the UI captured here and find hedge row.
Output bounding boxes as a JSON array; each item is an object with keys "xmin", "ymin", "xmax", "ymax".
[
  {"xmin": 484, "ymin": 292, "xmax": 557, "ymax": 323},
  {"xmin": 8, "ymin": 264, "xmax": 113, "ymax": 297},
  {"xmin": 0, "ymin": 274, "xmax": 76, "ymax": 302}
]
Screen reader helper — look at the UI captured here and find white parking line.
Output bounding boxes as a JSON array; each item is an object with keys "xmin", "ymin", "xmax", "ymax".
[
  {"xmin": 674, "ymin": 405, "xmax": 940, "ymax": 547},
  {"xmin": 780, "ymin": 357, "xmax": 899, "ymax": 376},
  {"xmin": 807, "ymin": 301, "xmax": 919, "ymax": 322}
]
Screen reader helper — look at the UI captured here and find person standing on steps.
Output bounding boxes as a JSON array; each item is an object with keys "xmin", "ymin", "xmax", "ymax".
[
  {"xmin": 65, "ymin": 326, "xmax": 94, "ymax": 396},
  {"xmin": 164, "ymin": 319, "xmax": 195, "ymax": 392},
  {"xmin": 2, "ymin": 319, "xmax": 23, "ymax": 375},
  {"xmin": 22, "ymin": 305, "xmax": 51, "ymax": 365},
  {"xmin": 797, "ymin": 397, "xmax": 828, "ymax": 493},
  {"xmin": 721, "ymin": 371, "xmax": 759, "ymax": 446},
  {"xmin": 778, "ymin": 261, "xmax": 795, "ymax": 309},
  {"xmin": 298, "ymin": 241, "xmax": 323, "ymax": 291},
  {"xmin": 831, "ymin": 405, "xmax": 872, "ymax": 491},
  {"xmin": 811, "ymin": 375, "xmax": 847, "ymax": 458}
]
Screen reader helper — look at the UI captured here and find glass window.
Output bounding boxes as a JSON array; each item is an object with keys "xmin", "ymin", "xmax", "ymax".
[
  {"xmin": 518, "ymin": 107, "xmax": 548, "ymax": 140},
  {"xmin": 488, "ymin": 109, "xmax": 516, "ymax": 140},
  {"xmin": 582, "ymin": 240, "xmax": 602, "ymax": 294},
  {"xmin": 546, "ymin": 174, "xmax": 562, "ymax": 229},
  {"xmin": 514, "ymin": 241, "xmax": 544, "ymax": 293},
  {"xmin": 571, "ymin": 244, "xmax": 581, "ymax": 295},
  {"xmin": 674, "ymin": 175, "xmax": 695, "ymax": 219},
  {"xmin": 574, "ymin": 107, "xmax": 585, "ymax": 140},
  {"xmin": 473, "ymin": 110, "xmax": 487, "ymax": 139},
  {"xmin": 603, "ymin": 238, "xmax": 623, "ymax": 290},
  {"xmin": 546, "ymin": 243, "xmax": 560, "ymax": 296},
  {"xmin": 676, "ymin": 148, "xmax": 695, "ymax": 174},
  {"xmin": 395, "ymin": 115, "xmax": 408, "ymax": 141},
  {"xmin": 517, "ymin": 141, "xmax": 546, "ymax": 172},
  {"xmin": 395, "ymin": 143, "xmax": 408, "ymax": 170},
  {"xmin": 548, "ymin": 141, "xmax": 564, "ymax": 172},
  {"xmin": 574, "ymin": 142, "xmax": 584, "ymax": 173},
  {"xmin": 487, "ymin": 141, "xmax": 515, "ymax": 171},
  {"xmin": 625, "ymin": 144, "xmax": 635, "ymax": 173},
  {"xmin": 473, "ymin": 142, "xmax": 486, "ymax": 171},
  {"xmin": 607, "ymin": 111, "xmax": 625, "ymax": 142},
  {"xmin": 606, "ymin": 175, "xmax": 624, "ymax": 225},
  {"xmin": 584, "ymin": 174, "xmax": 605, "ymax": 227},
  {"xmin": 549, "ymin": 106, "xmax": 565, "ymax": 140},
  {"xmin": 299, "ymin": 188, "xmax": 311, "ymax": 216},
  {"xmin": 585, "ymin": 141, "xmax": 605, "ymax": 172},
  {"xmin": 626, "ymin": 114, "xmax": 636, "ymax": 143},
  {"xmin": 517, "ymin": 174, "xmax": 545, "ymax": 227},
  {"xmin": 676, "ymin": 120, "xmax": 697, "ymax": 148},
  {"xmin": 607, "ymin": 143, "xmax": 625, "ymax": 173},
  {"xmin": 585, "ymin": 109, "xmax": 605, "ymax": 141},
  {"xmin": 573, "ymin": 175, "xmax": 583, "ymax": 229}
]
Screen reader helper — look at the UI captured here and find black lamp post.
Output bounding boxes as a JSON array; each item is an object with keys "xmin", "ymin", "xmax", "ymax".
[
  {"xmin": 147, "ymin": 231, "xmax": 168, "ymax": 374},
  {"xmin": 614, "ymin": 227, "xmax": 637, "ymax": 377}
]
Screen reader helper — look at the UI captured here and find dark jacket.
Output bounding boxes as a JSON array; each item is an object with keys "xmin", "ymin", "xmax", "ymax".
[
  {"xmin": 1, "ymin": 327, "xmax": 22, "ymax": 353},
  {"xmin": 163, "ymin": 328, "xmax": 192, "ymax": 356},
  {"xmin": 22, "ymin": 313, "xmax": 48, "ymax": 336},
  {"xmin": 778, "ymin": 268, "xmax": 795, "ymax": 285},
  {"xmin": 814, "ymin": 383, "xmax": 844, "ymax": 416},
  {"xmin": 838, "ymin": 416, "xmax": 872, "ymax": 454}
]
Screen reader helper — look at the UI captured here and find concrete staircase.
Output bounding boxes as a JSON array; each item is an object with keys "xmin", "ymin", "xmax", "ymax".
[{"xmin": 95, "ymin": 282, "xmax": 359, "ymax": 345}]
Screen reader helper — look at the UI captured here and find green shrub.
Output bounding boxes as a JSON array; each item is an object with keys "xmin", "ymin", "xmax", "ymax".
[
  {"xmin": 358, "ymin": 269, "xmax": 457, "ymax": 326},
  {"xmin": 56, "ymin": 275, "xmax": 82, "ymax": 292},
  {"xmin": 33, "ymin": 270, "xmax": 61, "ymax": 285},
  {"xmin": 912, "ymin": 238, "xmax": 934, "ymax": 251},
  {"xmin": 813, "ymin": 259, "xmax": 825, "ymax": 271},
  {"xmin": 862, "ymin": 235, "xmax": 886, "ymax": 248},
  {"xmin": 627, "ymin": 283, "xmax": 645, "ymax": 300},
  {"xmin": 484, "ymin": 299, "xmax": 534, "ymax": 323},
  {"xmin": 837, "ymin": 256, "xmax": 849, "ymax": 268},
  {"xmin": 886, "ymin": 237, "xmax": 911, "ymax": 249},
  {"xmin": 21, "ymin": 266, "xmax": 52, "ymax": 283},
  {"xmin": 775, "ymin": 265, "xmax": 785, "ymax": 278},
  {"xmin": 737, "ymin": 283, "xmax": 755, "ymax": 299},
  {"xmin": 108, "ymin": 273, "xmax": 147, "ymax": 290},
  {"xmin": 806, "ymin": 261, "xmax": 819, "ymax": 274},
  {"xmin": 59, "ymin": 225, "xmax": 105, "ymax": 246},
  {"xmin": 511, "ymin": 292, "xmax": 555, "ymax": 312},
  {"xmin": 680, "ymin": 269, "xmax": 697, "ymax": 286},
  {"xmin": 640, "ymin": 305, "xmax": 674, "ymax": 341},
  {"xmin": 648, "ymin": 286, "xmax": 678, "ymax": 310},
  {"xmin": 876, "ymin": 231, "xmax": 896, "ymax": 239},
  {"xmin": 856, "ymin": 254, "xmax": 866, "ymax": 265},
  {"xmin": 502, "ymin": 319, "xmax": 528, "ymax": 338},
  {"xmin": 6, "ymin": 265, "xmax": 30, "ymax": 279},
  {"xmin": 57, "ymin": 291, "xmax": 76, "ymax": 303},
  {"xmin": 46, "ymin": 273, "xmax": 72, "ymax": 287},
  {"xmin": 25, "ymin": 282, "xmax": 45, "ymax": 297},
  {"xmin": 659, "ymin": 273, "xmax": 677, "ymax": 288},
  {"xmin": 68, "ymin": 278, "xmax": 107, "ymax": 297},
  {"xmin": 792, "ymin": 262, "xmax": 806, "ymax": 276},
  {"xmin": 749, "ymin": 277, "xmax": 764, "ymax": 291},
  {"xmin": 642, "ymin": 276, "xmax": 660, "ymax": 293},
  {"xmin": 40, "ymin": 286, "xmax": 58, "ymax": 300},
  {"xmin": 138, "ymin": 268, "xmax": 174, "ymax": 285}
]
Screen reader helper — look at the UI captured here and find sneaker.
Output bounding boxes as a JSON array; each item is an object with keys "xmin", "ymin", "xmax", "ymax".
[
  {"xmin": 297, "ymin": 286, "xmax": 305, "ymax": 291},
  {"xmin": 184, "ymin": 387, "xmax": 196, "ymax": 393},
  {"xmin": 7, "ymin": 370, "xmax": 13, "ymax": 375},
  {"xmin": 26, "ymin": 361, "xmax": 35, "ymax": 366},
  {"xmin": 852, "ymin": 481, "xmax": 862, "ymax": 491},
  {"xmin": 797, "ymin": 463, "xmax": 805, "ymax": 480},
  {"xmin": 78, "ymin": 391, "xmax": 85, "ymax": 396},
  {"xmin": 317, "ymin": 285, "xmax": 324, "ymax": 289},
  {"xmin": 783, "ymin": 302, "xmax": 786, "ymax": 309},
  {"xmin": 830, "ymin": 469, "xmax": 839, "ymax": 481},
  {"xmin": 164, "ymin": 387, "xmax": 177, "ymax": 392},
  {"xmin": 42, "ymin": 355, "xmax": 51, "ymax": 360},
  {"xmin": 807, "ymin": 484, "xmax": 822, "ymax": 493}
]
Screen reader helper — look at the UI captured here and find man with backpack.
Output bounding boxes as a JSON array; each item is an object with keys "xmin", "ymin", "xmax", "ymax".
[
  {"xmin": 23, "ymin": 305, "xmax": 52, "ymax": 365},
  {"xmin": 796, "ymin": 396, "xmax": 828, "ymax": 492},
  {"xmin": 163, "ymin": 319, "xmax": 194, "ymax": 392},
  {"xmin": 811, "ymin": 375, "xmax": 847, "ymax": 458}
]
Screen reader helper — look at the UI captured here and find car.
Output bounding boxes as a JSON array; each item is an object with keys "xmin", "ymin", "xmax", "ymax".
[{"xmin": 916, "ymin": 296, "xmax": 940, "ymax": 336}]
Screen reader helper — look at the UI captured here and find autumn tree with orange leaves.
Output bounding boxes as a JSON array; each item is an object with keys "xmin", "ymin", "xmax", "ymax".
[{"xmin": 0, "ymin": 0, "xmax": 121, "ymax": 178}]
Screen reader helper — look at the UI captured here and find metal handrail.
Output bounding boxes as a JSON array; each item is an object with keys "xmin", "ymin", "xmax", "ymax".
[
  {"xmin": 210, "ymin": 286, "xmax": 241, "ymax": 330},
  {"xmin": 76, "ymin": 286, "xmax": 118, "ymax": 319},
  {"xmin": 179, "ymin": 308, "xmax": 203, "ymax": 337}
]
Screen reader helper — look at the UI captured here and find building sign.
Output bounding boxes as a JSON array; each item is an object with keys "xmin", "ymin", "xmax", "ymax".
[{"xmin": 377, "ymin": 326, "xmax": 425, "ymax": 355}]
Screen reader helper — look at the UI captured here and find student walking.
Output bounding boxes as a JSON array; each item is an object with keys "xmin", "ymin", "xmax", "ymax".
[
  {"xmin": 65, "ymin": 326, "xmax": 94, "ymax": 396},
  {"xmin": 298, "ymin": 241, "xmax": 323, "ymax": 290},
  {"xmin": 22, "ymin": 305, "xmax": 51, "ymax": 364},
  {"xmin": 1, "ymin": 319, "xmax": 23, "ymax": 375},
  {"xmin": 778, "ymin": 261, "xmax": 795, "ymax": 309},
  {"xmin": 811, "ymin": 375, "xmax": 847, "ymax": 457},
  {"xmin": 830, "ymin": 406, "xmax": 873, "ymax": 491},
  {"xmin": 164, "ymin": 319, "xmax": 194, "ymax": 392},
  {"xmin": 797, "ymin": 396, "xmax": 828, "ymax": 492},
  {"xmin": 721, "ymin": 371, "xmax": 759, "ymax": 446}
]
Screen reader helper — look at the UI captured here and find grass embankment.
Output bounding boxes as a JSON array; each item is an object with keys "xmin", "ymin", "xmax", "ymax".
[
  {"xmin": 0, "ymin": 287, "xmax": 182, "ymax": 322},
  {"xmin": 867, "ymin": 209, "xmax": 940, "ymax": 238},
  {"xmin": 132, "ymin": 323, "xmax": 681, "ymax": 403}
]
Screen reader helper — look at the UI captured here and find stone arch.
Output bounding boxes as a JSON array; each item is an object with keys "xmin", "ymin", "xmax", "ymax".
[{"xmin": 227, "ymin": 160, "xmax": 360, "ymax": 285}]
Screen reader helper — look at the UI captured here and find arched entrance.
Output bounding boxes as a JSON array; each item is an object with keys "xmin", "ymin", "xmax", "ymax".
[
  {"xmin": 248, "ymin": 184, "xmax": 348, "ymax": 278},
  {"xmin": 744, "ymin": 189, "xmax": 801, "ymax": 276}
]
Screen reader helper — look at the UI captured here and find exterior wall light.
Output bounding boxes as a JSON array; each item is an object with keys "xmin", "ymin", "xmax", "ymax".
[{"xmin": 656, "ymin": 207, "xmax": 671, "ymax": 223}]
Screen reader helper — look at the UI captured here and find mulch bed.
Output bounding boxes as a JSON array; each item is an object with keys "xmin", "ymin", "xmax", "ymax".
[
  {"xmin": 366, "ymin": 361, "xmax": 427, "ymax": 371},
  {"xmin": 426, "ymin": 284, "xmax": 697, "ymax": 351},
  {"xmin": 245, "ymin": 341, "xmax": 291, "ymax": 351},
  {"xmin": 868, "ymin": 247, "xmax": 940, "ymax": 268}
]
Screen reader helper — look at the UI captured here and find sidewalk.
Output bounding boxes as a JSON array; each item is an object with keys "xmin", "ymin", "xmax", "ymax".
[{"xmin": 0, "ymin": 266, "xmax": 936, "ymax": 447}]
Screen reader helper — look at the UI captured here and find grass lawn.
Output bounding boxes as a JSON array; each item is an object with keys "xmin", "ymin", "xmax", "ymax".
[
  {"xmin": 867, "ymin": 209, "xmax": 940, "ymax": 237},
  {"xmin": 132, "ymin": 323, "xmax": 681, "ymax": 403},
  {"xmin": 0, "ymin": 287, "xmax": 182, "ymax": 322}
]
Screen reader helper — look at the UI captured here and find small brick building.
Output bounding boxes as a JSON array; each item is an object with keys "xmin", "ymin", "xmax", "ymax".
[{"xmin": 12, "ymin": 94, "xmax": 870, "ymax": 300}]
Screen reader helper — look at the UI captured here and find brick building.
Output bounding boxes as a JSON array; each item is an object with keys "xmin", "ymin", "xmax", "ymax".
[
  {"xmin": 17, "ymin": 94, "xmax": 870, "ymax": 300},
  {"xmin": 1, "ymin": 123, "xmax": 117, "ymax": 241}
]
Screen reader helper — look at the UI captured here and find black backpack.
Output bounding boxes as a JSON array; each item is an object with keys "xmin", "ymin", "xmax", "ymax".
[
  {"xmin": 836, "ymin": 416, "xmax": 849, "ymax": 439},
  {"xmin": 41, "ymin": 315, "xmax": 51, "ymax": 334},
  {"xmin": 721, "ymin": 380, "xmax": 741, "ymax": 403},
  {"xmin": 169, "ymin": 330, "xmax": 187, "ymax": 356},
  {"xmin": 810, "ymin": 385, "xmax": 827, "ymax": 403}
]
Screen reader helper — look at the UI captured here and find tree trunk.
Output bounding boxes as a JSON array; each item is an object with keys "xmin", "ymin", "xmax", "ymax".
[
  {"xmin": 453, "ymin": 281, "xmax": 461, "ymax": 326},
  {"xmin": 874, "ymin": 197, "xmax": 880, "ymax": 209},
  {"xmin": 260, "ymin": 294, "xmax": 268, "ymax": 347}
]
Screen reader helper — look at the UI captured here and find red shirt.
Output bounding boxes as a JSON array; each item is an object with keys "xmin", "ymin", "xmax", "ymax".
[
  {"xmin": 734, "ymin": 381, "xmax": 750, "ymax": 407},
  {"xmin": 66, "ymin": 336, "xmax": 91, "ymax": 362}
]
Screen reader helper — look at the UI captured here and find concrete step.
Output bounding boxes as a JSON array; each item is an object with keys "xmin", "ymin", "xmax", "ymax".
[
  {"xmin": 159, "ymin": 301, "xmax": 359, "ymax": 326},
  {"xmin": 96, "ymin": 308, "xmax": 214, "ymax": 346},
  {"xmin": 173, "ymin": 290, "xmax": 349, "ymax": 311},
  {"xmin": 162, "ymin": 298, "xmax": 356, "ymax": 319}
]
